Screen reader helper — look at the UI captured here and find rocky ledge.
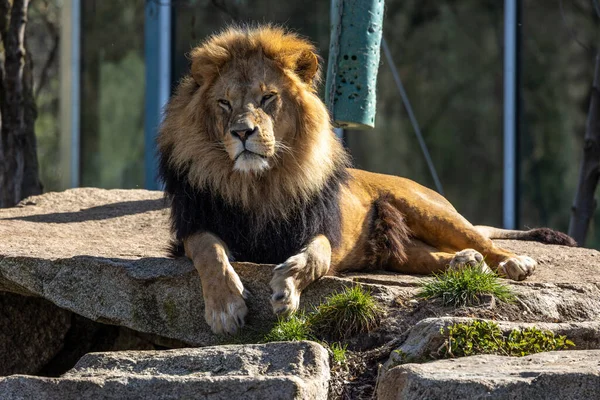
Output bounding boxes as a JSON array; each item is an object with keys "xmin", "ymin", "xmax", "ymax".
[
  {"xmin": 1, "ymin": 188, "xmax": 600, "ymax": 399},
  {"xmin": 0, "ymin": 341, "xmax": 330, "ymax": 400}
]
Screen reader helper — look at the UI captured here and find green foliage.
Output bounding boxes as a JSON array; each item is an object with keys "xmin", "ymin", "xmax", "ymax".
[
  {"xmin": 329, "ymin": 342, "xmax": 348, "ymax": 364},
  {"xmin": 439, "ymin": 320, "xmax": 575, "ymax": 358},
  {"xmin": 440, "ymin": 320, "xmax": 504, "ymax": 357},
  {"xmin": 263, "ymin": 286, "xmax": 383, "ymax": 344},
  {"xmin": 417, "ymin": 265, "xmax": 515, "ymax": 307},
  {"xmin": 263, "ymin": 314, "xmax": 312, "ymax": 343},
  {"xmin": 309, "ymin": 286, "xmax": 383, "ymax": 341},
  {"xmin": 505, "ymin": 327, "xmax": 576, "ymax": 357}
]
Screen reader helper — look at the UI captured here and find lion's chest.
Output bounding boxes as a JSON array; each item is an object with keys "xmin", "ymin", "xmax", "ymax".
[
  {"xmin": 198, "ymin": 196, "xmax": 340, "ymax": 264},
  {"xmin": 169, "ymin": 189, "xmax": 341, "ymax": 265},
  {"xmin": 167, "ymin": 171, "xmax": 345, "ymax": 264}
]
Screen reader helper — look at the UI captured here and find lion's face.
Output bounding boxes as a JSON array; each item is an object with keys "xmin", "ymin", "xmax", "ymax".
[
  {"xmin": 159, "ymin": 26, "xmax": 348, "ymax": 211},
  {"xmin": 207, "ymin": 58, "xmax": 291, "ymax": 173}
]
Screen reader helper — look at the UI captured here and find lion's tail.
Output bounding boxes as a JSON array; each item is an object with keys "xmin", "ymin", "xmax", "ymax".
[{"xmin": 475, "ymin": 225, "xmax": 578, "ymax": 247}]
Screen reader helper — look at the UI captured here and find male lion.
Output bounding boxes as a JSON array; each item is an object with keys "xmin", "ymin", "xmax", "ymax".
[{"xmin": 158, "ymin": 26, "xmax": 575, "ymax": 335}]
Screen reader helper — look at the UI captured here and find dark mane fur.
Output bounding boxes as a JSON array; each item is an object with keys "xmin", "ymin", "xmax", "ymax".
[
  {"xmin": 159, "ymin": 147, "xmax": 349, "ymax": 264},
  {"xmin": 367, "ymin": 193, "xmax": 411, "ymax": 268}
]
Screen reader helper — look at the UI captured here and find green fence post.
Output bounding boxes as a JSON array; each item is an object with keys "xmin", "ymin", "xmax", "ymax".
[{"xmin": 326, "ymin": 0, "xmax": 384, "ymax": 129}]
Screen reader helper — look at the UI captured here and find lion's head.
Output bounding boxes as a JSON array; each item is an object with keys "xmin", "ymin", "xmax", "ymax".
[{"xmin": 158, "ymin": 25, "xmax": 348, "ymax": 216}]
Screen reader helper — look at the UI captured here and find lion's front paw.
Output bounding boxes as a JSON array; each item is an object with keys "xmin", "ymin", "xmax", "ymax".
[
  {"xmin": 449, "ymin": 249, "xmax": 492, "ymax": 273},
  {"xmin": 203, "ymin": 272, "xmax": 249, "ymax": 335},
  {"xmin": 497, "ymin": 255, "xmax": 536, "ymax": 281},
  {"xmin": 270, "ymin": 253, "xmax": 306, "ymax": 316}
]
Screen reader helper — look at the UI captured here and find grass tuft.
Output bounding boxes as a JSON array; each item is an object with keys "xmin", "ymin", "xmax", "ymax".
[
  {"xmin": 329, "ymin": 342, "xmax": 348, "ymax": 364},
  {"xmin": 417, "ymin": 265, "xmax": 515, "ymax": 307},
  {"xmin": 263, "ymin": 314, "xmax": 312, "ymax": 342},
  {"xmin": 309, "ymin": 285, "xmax": 383, "ymax": 341},
  {"xmin": 263, "ymin": 285, "xmax": 383, "ymax": 356}
]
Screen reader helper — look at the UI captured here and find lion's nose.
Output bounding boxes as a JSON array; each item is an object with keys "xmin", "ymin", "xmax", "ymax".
[{"xmin": 230, "ymin": 126, "xmax": 258, "ymax": 143}]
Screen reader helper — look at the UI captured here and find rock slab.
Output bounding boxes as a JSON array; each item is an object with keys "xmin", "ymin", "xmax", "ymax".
[
  {"xmin": 377, "ymin": 350, "xmax": 600, "ymax": 400},
  {"xmin": 0, "ymin": 188, "xmax": 398, "ymax": 347},
  {"xmin": 0, "ymin": 341, "xmax": 330, "ymax": 400}
]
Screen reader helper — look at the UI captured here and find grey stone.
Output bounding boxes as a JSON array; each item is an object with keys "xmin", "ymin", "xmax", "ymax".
[
  {"xmin": 384, "ymin": 317, "xmax": 600, "ymax": 368},
  {"xmin": 0, "ymin": 188, "xmax": 398, "ymax": 347},
  {"xmin": 0, "ymin": 341, "xmax": 330, "ymax": 400},
  {"xmin": 377, "ymin": 350, "xmax": 600, "ymax": 400}
]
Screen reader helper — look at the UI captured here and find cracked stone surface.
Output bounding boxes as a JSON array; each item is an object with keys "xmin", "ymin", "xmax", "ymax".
[
  {"xmin": 377, "ymin": 350, "xmax": 600, "ymax": 400},
  {"xmin": 0, "ymin": 188, "xmax": 399, "ymax": 348},
  {"xmin": 3, "ymin": 188, "xmax": 600, "ymax": 397},
  {"xmin": 0, "ymin": 341, "xmax": 330, "ymax": 400}
]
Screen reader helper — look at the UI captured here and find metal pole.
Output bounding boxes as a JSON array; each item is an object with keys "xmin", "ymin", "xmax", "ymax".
[
  {"xmin": 503, "ymin": 0, "xmax": 521, "ymax": 229},
  {"xmin": 59, "ymin": 0, "xmax": 81, "ymax": 189},
  {"xmin": 144, "ymin": 1, "xmax": 171, "ymax": 190}
]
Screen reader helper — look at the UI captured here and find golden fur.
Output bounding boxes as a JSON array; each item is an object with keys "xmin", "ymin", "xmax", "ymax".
[
  {"xmin": 158, "ymin": 26, "xmax": 349, "ymax": 221},
  {"xmin": 158, "ymin": 26, "xmax": 575, "ymax": 335}
]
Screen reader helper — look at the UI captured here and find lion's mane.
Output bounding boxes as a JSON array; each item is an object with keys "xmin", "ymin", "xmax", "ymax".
[{"xmin": 157, "ymin": 26, "xmax": 350, "ymax": 263}]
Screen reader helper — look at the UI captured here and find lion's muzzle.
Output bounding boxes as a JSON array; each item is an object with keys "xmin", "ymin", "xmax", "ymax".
[{"xmin": 230, "ymin": 119, "xmax": 258, "ymax": 144}]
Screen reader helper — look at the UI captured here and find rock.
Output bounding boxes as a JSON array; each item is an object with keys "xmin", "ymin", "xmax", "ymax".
[
  {"xmin": 0, "ymin": 293, "xmax": 71, "ymax": 375},
  {"xmin": 5, "ymin": 188, "xmax": 600, "ymax": 397},
  {"xmin": 383, "ymin": 317, "xmax": 600, "ymax": 368},
  {"xmin": 377, "ymin": 350, "xmax": 600, "ymax": 400},
  {"xmin": 0, "ymin": 341, "xmax": 330, "ymax": 400},
  {"xmin": 0, "ymin": 188, "xmax": 398, "ymax": 347}
]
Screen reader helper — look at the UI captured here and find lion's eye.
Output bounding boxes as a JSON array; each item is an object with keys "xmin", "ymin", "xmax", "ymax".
[
  {"xmin": 218, "ymin": 99, "xmax": 231, "ymax": 110},
  {"xmin": 260, "ymin": 93, "xmax": 277, "ymax": 107}
]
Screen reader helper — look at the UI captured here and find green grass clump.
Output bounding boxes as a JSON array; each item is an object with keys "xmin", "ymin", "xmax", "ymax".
[
  {"xmin": 418, "ymin": 265, "xmax": 515, "ymax": 307},
  {"xmin": 309, "ymin": 285, "xmax": 383, "ymax": 341},
  {"xmin": 263, "ymin": 286, "xmax": 383, "ymax": 344},
  {"xmin": 330, "ymin": 342, "xmax": 348, "ymax": 364},
  {"xmin": 263, "ymin": 314, "xmax": 312, "ymax": 342},
  {"xmin": 439, "ymin": 320, "xmax": 575, "ymax": 358}
]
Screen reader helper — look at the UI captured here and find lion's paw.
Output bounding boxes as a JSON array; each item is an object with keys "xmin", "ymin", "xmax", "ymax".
[
  {"xmin": 270, "ymin": 253, "xmax": 306, "ymax": 316},
  {"xmin": 449, "ymin": 249, "xmax": 492, "ymax": 273},
  {"xmin": 497, "ymin": 255, "xmax": 536, "ymax": 281},
  {"xmin": 203, "ymin": 272, "xmax": 249, "ymax": 335}
]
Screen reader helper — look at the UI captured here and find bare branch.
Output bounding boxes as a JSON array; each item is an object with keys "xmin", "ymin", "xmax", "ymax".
[
  {"xmin": 0, "ymin": 0, "xmax": 9, "ymax": 39},
  {"xmin": 569, "ymin": 52, "xmax": 600, "ymax": 244},
  {"xmin": 34, "ymin": 11, "xmax": 60, "ymax": 98},
  {"xmin": 2, "ymin": 0, "xmax": 43, "ymax": 207},
  {"xmin": 559, "ymin": 0, "xmax": 591, "ymax": 51}
]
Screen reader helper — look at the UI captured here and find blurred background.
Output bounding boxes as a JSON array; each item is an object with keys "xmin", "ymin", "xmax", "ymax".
[{"xmin": 19, "ymin": 0, "xmax": 600, "ymax": 247}]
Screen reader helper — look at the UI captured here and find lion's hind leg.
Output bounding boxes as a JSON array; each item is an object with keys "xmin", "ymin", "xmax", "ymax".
[
  {"xmin": 389, "ymin": 239, "xmax": 536, "ymax": 281},
  {"xmin": 385, "ymin": 240, "xmax": 491, "ymax": 275},
  {"xmin": 270, "ymin": 235, "xmax": 332, "ymax": 316},
  {"xmin": 387, "ymin": 193, "xmax": 536, "ymax": 280}
]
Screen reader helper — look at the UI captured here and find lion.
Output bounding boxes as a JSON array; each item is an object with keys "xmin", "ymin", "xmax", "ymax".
[{"xmin": 157, "ymin": 25, "xmax": 576, "ymax": 335}]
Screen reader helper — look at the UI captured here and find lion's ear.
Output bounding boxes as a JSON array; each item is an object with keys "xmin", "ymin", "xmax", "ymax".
[
  {"xmin": 190, "ymin": 45, "xmax": 229, "ymax": 87},
  {"xmin": 294, "ymin": 50, "xmax": 320, "ymax": 86},
  {"xmin": 190, "ymin": 58, "xmax": 205, "ymax": 86}
]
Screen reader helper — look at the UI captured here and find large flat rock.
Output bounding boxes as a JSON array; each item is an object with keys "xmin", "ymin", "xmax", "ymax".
[
  {"xmin": 0, "ymin": 341, "xmax": 330, "ymax": 400},
  {"xmin": 2, "ymin": 189, "xmax": 600, "ymax": 346},
  {"xmin": 0, "ymin": 188, "xmax": 399, "ymax": 346},
  {"xmin": 4, "ymin": 188, "xmax": 600, "ymax": 397},
  {"xmin": 377, "ymin": 350, "xmax": 600, "ymax": 400}
]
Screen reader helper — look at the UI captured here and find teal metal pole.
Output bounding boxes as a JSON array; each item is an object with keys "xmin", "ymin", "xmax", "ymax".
[
  {"xmin": 326, "ymin": 0, "xmax": 384, "ymax": 129},
  {"xmin": 144, "ymin": 1, "xmax": 171, "ymax": 190}
]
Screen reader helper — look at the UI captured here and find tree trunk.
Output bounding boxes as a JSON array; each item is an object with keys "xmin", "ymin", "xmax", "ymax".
[
  {"xmin": 568, "ymin": 53, "xmax": 600, "ymax": 245},
  {"xmin": 0, "ymin": 0, "xmax": 42, "ymax": 208}
]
